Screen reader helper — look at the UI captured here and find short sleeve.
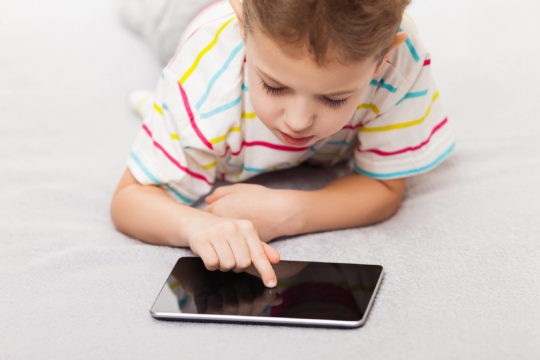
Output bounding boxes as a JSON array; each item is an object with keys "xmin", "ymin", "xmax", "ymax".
[
  {"xmin": 353, "ymin": 25, "xmax": 455, "ymax": 180},
  {"xmin": 127, "ymin": 69, "xmax": 217, "ymax": 205},
  {"xmin": 127, "ymin": 13, "xmax": 245, "ymax": 204}
]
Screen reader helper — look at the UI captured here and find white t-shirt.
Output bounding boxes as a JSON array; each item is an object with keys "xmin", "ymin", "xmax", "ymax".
[{"xmin": 128, "ymin": 1, "xmax": 455, "ymax": 204}]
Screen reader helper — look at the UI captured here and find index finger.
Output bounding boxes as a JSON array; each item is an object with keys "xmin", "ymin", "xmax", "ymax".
[{"xmin": 244, "ymin": 232, "xmax": 277, "ymax": 288}]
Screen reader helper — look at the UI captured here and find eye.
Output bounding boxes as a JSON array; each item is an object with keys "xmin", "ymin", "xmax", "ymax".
[
  {"xmin": 261, "ymin": 80, "xmax": 287, "ymax": 96},
  {"xmin": 320, "ymin": 96, "xmax": 348, "ymax": 109}
]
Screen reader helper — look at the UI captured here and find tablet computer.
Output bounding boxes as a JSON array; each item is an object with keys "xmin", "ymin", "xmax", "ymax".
[{"xmin": 150, "ymin": 257, "xmax": 383, "ymax": 328}]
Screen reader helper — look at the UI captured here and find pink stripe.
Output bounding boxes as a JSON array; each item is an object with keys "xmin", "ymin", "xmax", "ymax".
[
  {"xmin": 222, "ymin": 140, "xmax": 309, "ymax": 157},
  {"xmin": 342, "ymin": 123, "xmax": 362, "ymax": 131},
  {"xmin": 178, "ymin": 83, "xmax": 213, "ymax": 150},
  {"xmin": 358, "ymin": 117, "xmax": 448, "ymax": 156},
  {"xmin": 423, "ymin": 59, "xmax": 431, "ymax": 66},
  {"xmin": 142, "ymin": 124, "xmax": 214, "ymax": 186},
  {"xmin": 244, "ymin": 141, "xmax": 309, "ymax": 152}
]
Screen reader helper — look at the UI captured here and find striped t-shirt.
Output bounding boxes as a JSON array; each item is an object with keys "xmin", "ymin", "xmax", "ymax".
[{"xmin": 128, "ymin": 1, "xmax": 455, "ymax": 205}]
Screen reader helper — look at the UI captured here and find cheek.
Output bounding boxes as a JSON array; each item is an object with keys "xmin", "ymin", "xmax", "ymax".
[
  {"xmin": 318, "ymin": 89, "xmax": 367, "ymax": 136},
  {"xmin": 318, "ymin": 105, "xmax": 358, "ymax": 135},
  {"xmin": 248, "ymin": 83, "xmax": 282, "ymax": 129}
]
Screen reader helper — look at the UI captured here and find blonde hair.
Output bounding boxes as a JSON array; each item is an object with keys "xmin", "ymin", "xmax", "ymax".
[{"xmin": 243, "ymin": 0, "xmax": 411, "ymax": 65}]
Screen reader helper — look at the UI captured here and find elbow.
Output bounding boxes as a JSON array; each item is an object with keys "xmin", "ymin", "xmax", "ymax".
[
  {"xmin": 110, "ymin": 185, "xmax": 135, "ymax": 235},
  {"xmin": 109, "ymin": 192, "xmax": 124, "ymax": 233},
  {"xmin": 377, "ymin": 178, "xmax": 406, "ymax": 222},
  {"xmin": 109, "ymin": 168, "xmax": 139, "ymax": 235},
  {"xmin": 383, "ymin": 193, "xmax": 403, "ymax": 220}
]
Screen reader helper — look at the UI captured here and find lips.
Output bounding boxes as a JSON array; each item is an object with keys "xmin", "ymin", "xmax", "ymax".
[{"xmin": 279, "ymin": 131, "xmax": 314, "ymax": 147}]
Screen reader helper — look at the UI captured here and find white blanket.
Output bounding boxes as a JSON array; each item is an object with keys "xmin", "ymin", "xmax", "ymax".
[{"xmin": 1, "ymin": 0, "xmax": 539, "ymax": 359}]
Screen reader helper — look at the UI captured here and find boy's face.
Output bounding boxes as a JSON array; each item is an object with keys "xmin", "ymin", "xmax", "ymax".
[{"xmin": 244, "ymin": 28, "xmax": 379, "ymax": 147}]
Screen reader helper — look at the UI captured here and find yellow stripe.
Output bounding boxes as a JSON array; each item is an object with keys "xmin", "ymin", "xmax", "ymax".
[
  {"xmin": 170, "ymin": 133, "xmax": 180, "ymax": 141},
  {"xmin": 356, "ymin": 103, "xmax": 380, "ymax": 114},
  {"xmin": 179, "ymin": 16, "xmax": 236, "ymax": 85},
  {"xmin": 203, "ymin": 161, "xmax": 217, "ymax": 170},
  {"xmin": 210, "ymin": 126, "xmax": 241, "ymax": 145},
  {"xmin": 211, "ymin": 134, "xmax": 227, "ymax": 145},
  {"xmin": 241, "ymin": 112, "xmax": 257, "ymax": 119},
  {"xmin": 153, "ymin": 103, "xmax": 164, "ymax": 116},
  {"xmin": 360, "ymin": 91, "xmax": 439, "ymax": 132}
]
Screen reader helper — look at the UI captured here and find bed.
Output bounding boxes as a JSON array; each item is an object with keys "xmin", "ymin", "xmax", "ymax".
[{"xmin": 1, "ymin": 0, "xmax": 539, "ymax": 358}]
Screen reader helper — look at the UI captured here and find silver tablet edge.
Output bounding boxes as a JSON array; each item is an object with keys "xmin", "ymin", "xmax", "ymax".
[{"xmin": 150, "ymin": 309, "xmax": 364, "ymax": 328}]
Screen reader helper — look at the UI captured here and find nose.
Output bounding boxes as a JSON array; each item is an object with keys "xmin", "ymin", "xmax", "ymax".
[{"xmin": 283, "ymin": 96, "xmax": 315, "ymax": 134}]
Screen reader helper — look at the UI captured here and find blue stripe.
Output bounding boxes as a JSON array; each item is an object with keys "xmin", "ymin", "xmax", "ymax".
[
  {"xmin": 370, "ymin": 79, "xmax": 398, "ymax": 93},
  {"xmin": 396, "ymin": 89, "xmax": 429, "ymax": 105},
  {"xmin": 243, "ymin": 166, "xmax": 265, "ymax": 173},
  {"xmin": 225, "ymin": 157, "xmax": 264, "ymax": 172},
  {"xmin": 200, "ymin": 96, "xmax": 242, "ymax": 119},
  {"xmin": 354, "ymin": 142, "xmax": 455, "ymax": 179},
  {"xmin": 129, "ymin": 152, "xmax": 195, "ymax": 204},
  {"xmin": 130, "ymin": 152, "xmax": 159, "ymax": 184},
  {"xmin": 164, "ymin": 185, "xmax": 196, "ymax": 205},
  {"xmin": 225, "ymin": 157, "xmax": 264, "ymax": 173},
  {"xmin": 241, "ymin": 83, "xmax": 249, "ymax": 92},
  {"xmin": 405, "ymin": 38, "xmax": 420, "ymax": 62},
  {"xmin": 398, "ymin": 26, "xmax": 420, "ymax": 63},
  {"xmin": 195, "ymin": 42, "xmax": 244, "ymax": 111}
]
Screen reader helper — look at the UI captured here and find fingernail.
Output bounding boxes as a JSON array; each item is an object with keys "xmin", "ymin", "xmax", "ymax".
[{"xmin": 266, "ymin": 280, "xmax": 276, "ymax": 288}]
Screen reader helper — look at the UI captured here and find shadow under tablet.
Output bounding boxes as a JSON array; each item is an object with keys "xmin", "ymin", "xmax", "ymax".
[{"xmin": 150, "ymin": 257, "xmax": 383, "ymax": 328}]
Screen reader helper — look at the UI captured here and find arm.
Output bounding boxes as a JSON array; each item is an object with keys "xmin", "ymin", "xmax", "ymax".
[
  {"xmin": 205, "ymin": 174, "xmax": 406, "ymax": 240},
  {"xmin": 110, "ymin": 169, "xmax": 280, "ymax": 287},
  {"xmin": 291, "ymin": 174, "xmax": 405, "ymax": 234}
]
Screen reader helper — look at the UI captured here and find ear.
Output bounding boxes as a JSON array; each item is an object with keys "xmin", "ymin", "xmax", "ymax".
[
  {"xmin": 373, "ymin": 31, "xmax": 408, "ymax": 77},
  {"xmin": 228, "ymin": 0, "xmax": 245, "ymax": 38}
]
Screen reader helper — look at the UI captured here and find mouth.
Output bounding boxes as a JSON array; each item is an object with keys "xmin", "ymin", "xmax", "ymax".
[{"xmin": 279, "ymin": 131, "xmax": 315, "ymax": 147}]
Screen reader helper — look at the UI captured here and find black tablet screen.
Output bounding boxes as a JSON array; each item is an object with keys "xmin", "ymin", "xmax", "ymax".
[{"xmin": 151, "ymin": 257, "xmax": 383, "ymax": 324}]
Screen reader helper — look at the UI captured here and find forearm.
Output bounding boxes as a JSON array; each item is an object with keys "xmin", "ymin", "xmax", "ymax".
[
  {"xmin": 110, "ymin": 176, "xmax": 212, "ymax": 247},
  {"xmin": 110, "ymin": 169, "xmax": 281, "ymax": 286},
  {"xmin": 287, "ymin": 174, "xmax": 406, "ymax": 235}
]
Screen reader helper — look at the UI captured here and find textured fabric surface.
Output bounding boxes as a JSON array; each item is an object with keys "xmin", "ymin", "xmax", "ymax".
[{"xmin": 1, "ymin": 1, "xmax": 539, "ymax": 359}]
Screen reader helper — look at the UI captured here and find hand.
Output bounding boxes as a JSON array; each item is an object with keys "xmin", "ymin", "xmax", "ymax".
[
  {"xmin": 186, "ymin": 214, "xmax": 280, "ymax": 288},
  {"xmin": 205, "ymin": 184, "xmax": 299, "ymax": 242},
  {"xmin": 172, "ymin": 257, "xmax": 283, "ymax": 315}
]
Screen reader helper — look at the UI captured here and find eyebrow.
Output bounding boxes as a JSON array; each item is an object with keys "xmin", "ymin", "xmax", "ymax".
[{"xmin": 256, "ymin": 67, "xmax": 359, "ymax": 98}]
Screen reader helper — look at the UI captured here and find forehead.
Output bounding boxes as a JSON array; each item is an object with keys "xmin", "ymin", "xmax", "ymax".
[{"xmin": 245, "ymin": 27, "xmax": 377, "ymax": 93}]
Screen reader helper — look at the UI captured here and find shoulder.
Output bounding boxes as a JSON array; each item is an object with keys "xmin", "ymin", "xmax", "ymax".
[
  {"xmin": 367, "ymin": 14, "xmax": 433, "ymax": 112},
  {"xmin": 165, "ymin": 11, "xmax": 244, "ymax": 85},
  {"xmin": 394, "ymin": 13, "xmax": 430, "ymax": 80},
  {"xmin": 157, "ymin": 12, "xmax": 247, "ymax": 153}
]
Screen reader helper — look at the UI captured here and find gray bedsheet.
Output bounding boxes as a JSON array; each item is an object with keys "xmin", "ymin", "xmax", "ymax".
[{"xmin": 1, "ymin": 0, "xmax": 539, "ymax": 359}]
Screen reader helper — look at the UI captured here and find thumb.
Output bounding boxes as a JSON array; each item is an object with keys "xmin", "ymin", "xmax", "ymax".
[{"xmin": 262, "ymin": 243, "xmax": 280, "ymax": 265}]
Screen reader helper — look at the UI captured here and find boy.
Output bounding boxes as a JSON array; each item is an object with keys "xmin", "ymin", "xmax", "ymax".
[{"xmin": 111, "ymin": 0, "xmax": 455, "ymax": 288}]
